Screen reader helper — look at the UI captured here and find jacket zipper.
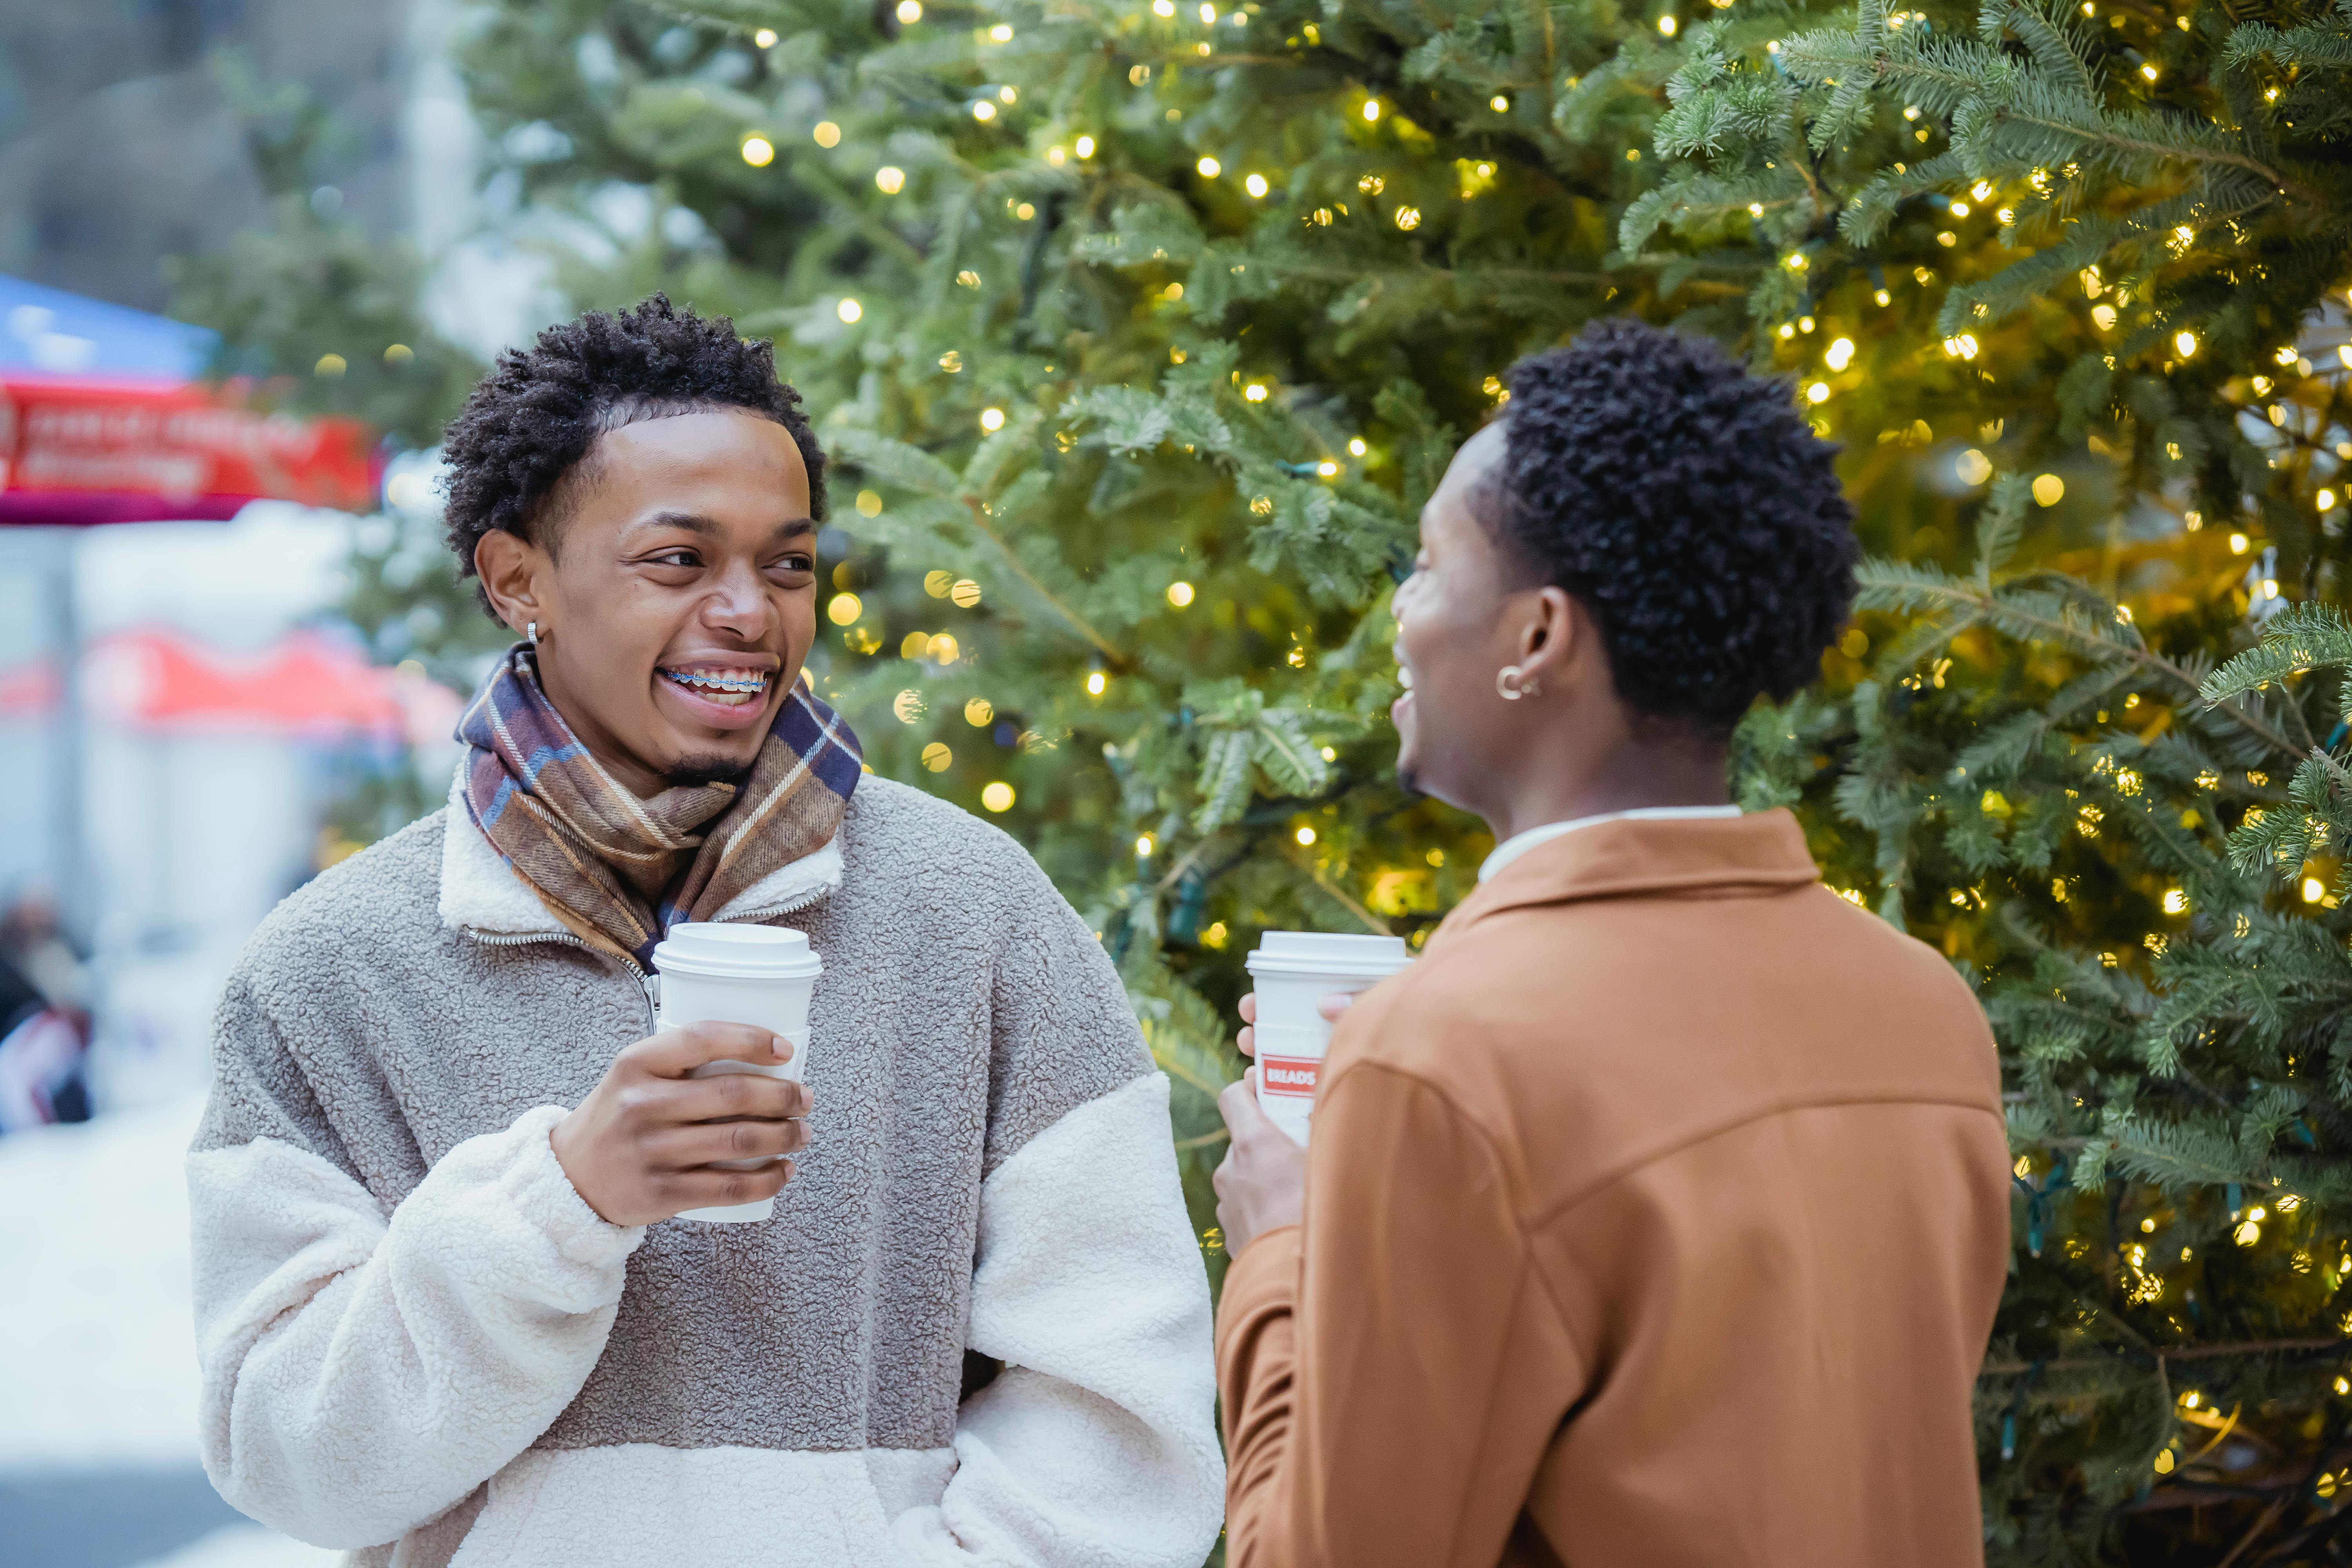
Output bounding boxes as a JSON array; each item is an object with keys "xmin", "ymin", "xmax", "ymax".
[
  {"xmin": 462, "ymin": 927, "xmax": 657, "ymax": 1030},
  {"xmin": 462, "ymin": 879, "xmax": 827, "ymax": 1033}
]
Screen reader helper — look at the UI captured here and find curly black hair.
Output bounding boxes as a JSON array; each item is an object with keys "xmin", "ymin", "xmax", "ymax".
[
  {"xmin": 439, "ymin": 294, "xmax": 826, "ymax": 612},
  {"xmin": 1494, "ymin": 318, "xmax": 1858, "ymax": 730}
]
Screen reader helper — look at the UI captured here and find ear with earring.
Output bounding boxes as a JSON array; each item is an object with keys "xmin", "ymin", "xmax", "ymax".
[{"xmin": 1496, "ymin": 664, "xmax": 1541, "ymax": 700}]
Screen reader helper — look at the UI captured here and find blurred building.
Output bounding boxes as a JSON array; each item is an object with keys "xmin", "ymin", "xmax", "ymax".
[{"xmin": 0, "ymin": 0, "xmax": 418, "ymax": 314}]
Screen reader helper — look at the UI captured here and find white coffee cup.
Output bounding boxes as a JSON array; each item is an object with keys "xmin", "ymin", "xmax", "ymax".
[
  {"xmin": 649, "ymin": 922, "xmax": 823, "ymax": 1224},
  {"xmin": 1245, "ymin": 930, "xmax": 1412, "ymax": 1146}
]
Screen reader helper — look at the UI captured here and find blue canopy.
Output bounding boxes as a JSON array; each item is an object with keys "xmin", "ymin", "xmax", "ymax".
[{"xmin": 0, "ymin": 274, "xmax": 217, "ymax": 379}]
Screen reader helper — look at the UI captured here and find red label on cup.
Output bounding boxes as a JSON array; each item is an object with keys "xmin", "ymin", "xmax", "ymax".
[{"xmin": 1260, "ymin": 1056, "xmax": 1320, "ymax": 1097}]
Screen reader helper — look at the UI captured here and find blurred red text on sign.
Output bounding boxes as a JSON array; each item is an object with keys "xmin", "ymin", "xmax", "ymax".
[{"xmin": 0, "ymin": 376, "xmax": 375, "ymax": 525}]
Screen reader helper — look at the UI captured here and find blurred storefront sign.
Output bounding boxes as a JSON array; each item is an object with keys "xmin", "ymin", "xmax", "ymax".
[
  {"xmin": 0, "ymin": 376, "xmax": 376, "ymax": 526},
  {"xmin": 1, "ymin": 273, "xmax": 377, "ymax": 527}
]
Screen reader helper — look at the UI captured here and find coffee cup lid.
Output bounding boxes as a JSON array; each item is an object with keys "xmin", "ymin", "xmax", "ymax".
[
  {"xmin": 1244, "ymin": 929, "xmax": 1412, "ymax": 979},
  {"xmin": 652, "ymin": 922, "xmax": 824, "ymax": 980}
]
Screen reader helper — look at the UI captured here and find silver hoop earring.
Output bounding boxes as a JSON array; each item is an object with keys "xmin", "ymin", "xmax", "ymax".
[
  {"xmin": 1497, "ymin": 665, "xmax": 1540, "ymax": 700},
  {"xmin": 526, "ymin": 621, "xmax": 540, "ymax": 647}
]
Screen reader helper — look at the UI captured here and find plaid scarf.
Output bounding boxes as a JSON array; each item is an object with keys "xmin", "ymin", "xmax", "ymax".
[{"xmin": 456, "ymin": 646, "xmax": 862, "ymax": 966}]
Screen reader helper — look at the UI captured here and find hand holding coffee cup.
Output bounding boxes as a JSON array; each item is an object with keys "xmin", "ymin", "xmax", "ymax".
[
  {"xmin": 1215, "ymin": 931, "xmax": 1412, "ymax": 1257},
  {"xmin": 648, "ymin": 923, "xmax": 826, "ymax": 1222},
  {"xmin": 551, "ymin": 1021, "xmax": 810, "ymax": 1228},
  {"xmin": 1214, "ymin": 991, "xmax": 1352, "ymax": 1258}
]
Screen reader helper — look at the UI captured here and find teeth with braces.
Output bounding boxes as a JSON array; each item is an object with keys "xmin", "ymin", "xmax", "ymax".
[{"xmin": 664, "ymin": 670, "xmax": 770, "ymax": 694}]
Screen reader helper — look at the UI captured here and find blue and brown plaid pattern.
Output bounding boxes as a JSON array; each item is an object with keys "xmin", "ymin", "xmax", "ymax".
[{"xmin": 456, "ymin": 646, "xmax": 862, "ymax": 965}]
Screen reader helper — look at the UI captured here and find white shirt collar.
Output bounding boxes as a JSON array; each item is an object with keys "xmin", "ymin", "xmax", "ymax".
[{"xmin": 1477, "ymin": 806, "xmax": 1744, "ymax": 884}]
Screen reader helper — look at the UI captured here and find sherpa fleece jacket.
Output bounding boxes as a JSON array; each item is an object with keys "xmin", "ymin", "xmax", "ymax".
[{"xmin": 189, "ymin": 771, "xmax": 1224, "ymax": 1568}]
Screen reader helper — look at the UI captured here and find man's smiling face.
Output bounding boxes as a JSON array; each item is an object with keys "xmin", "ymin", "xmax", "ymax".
[{"xmin": 474, "ymin": 408, "xmax": 818, "ymax": 798}]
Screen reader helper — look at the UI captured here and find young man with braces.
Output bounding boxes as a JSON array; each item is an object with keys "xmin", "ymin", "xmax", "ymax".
[{"xmin": 189, "ymin": 297, "xmax": 1223, "ymax": 1567}]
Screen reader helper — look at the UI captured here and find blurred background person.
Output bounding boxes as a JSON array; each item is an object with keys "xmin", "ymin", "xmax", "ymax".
[{"xmin": 0, "ymin": 914, "xmax": 89, "ymax": 1132}]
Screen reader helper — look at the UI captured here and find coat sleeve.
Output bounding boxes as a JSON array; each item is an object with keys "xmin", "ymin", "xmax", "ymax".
[
  {"xmin": 189, "ymin": 971, "xmax": 644, "ymax": 1550},
  {"xmin": 1215, "ymin": 1062, "xmax": 1583, "ymax": 1568},
  {"xmin": 888, "ymin": 844, "xmax": 1225, "ymax": 1568}
]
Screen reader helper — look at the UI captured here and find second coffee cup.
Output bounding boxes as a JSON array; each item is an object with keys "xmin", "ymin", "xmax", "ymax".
[
  {"xmin": 1245, "ymin": 929, "xmax": 1412, "ymax": 1146},
  {"xmin": 648, "ymin": 922, "xmax": 822, "ymax": 1224}
]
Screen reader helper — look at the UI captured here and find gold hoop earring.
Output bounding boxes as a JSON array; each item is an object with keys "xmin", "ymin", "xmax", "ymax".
[{"xmin": 1497, "ymin": 665, "xmax": 1539, "ymax": 700}]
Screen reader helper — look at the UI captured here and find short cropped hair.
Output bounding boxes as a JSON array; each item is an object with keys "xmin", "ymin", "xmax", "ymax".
[
  {"xmin": 1495, "ymin": 319, "xmax": 1858, "ymax": 730},
  {"xmin": 440, "ymin": 294, "xmax": 825, "ymax": 611}
]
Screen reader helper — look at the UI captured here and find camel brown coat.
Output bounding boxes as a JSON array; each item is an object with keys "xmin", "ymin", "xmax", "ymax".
[{"xmin": 1217, "ymin": 810, "xmax": 2009, "ymax": 1567}]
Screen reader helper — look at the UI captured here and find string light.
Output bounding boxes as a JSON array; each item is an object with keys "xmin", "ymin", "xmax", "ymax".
[{"xmin": 740, "ymin": 136, "xmax": 775, "ymax": 166}]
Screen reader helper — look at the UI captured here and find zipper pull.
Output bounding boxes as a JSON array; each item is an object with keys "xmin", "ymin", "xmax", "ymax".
[{"xmin": 639, "ymin": 969, "xmax": 661, "ymax": 1027}]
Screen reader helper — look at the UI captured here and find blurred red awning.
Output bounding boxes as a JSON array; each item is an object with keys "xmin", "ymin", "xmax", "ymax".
[
  {"xmin": 82, "ymin": 628, "xmax": 405, "ymax": 736},
  {"xmin": 0, "ymin": 375, "xmax": 376, "ymax": 526}
]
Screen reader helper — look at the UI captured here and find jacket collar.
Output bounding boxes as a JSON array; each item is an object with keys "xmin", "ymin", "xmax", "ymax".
[
  {"xmin": 1434, "ymin": 808, "xmax": 1818, "ymax": 944},
  {"xmin": 436, "ymin": 763, "xmax": 845, "ymax": 942}
]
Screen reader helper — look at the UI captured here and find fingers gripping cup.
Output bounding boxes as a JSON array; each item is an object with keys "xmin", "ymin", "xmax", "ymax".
[
  {"xmin": 649, "ymin": 923, "xmax": 822, "ymax": 1224},
  {"xmin": 1245, "ymin": 931, "xmax": 1412, "ymax": 1146}
]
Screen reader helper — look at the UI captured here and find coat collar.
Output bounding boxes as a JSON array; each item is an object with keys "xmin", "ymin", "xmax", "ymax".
[
  {"xmin": 436, "ymin": 763, "xmax": 845, "ymax": 942},
  {"xmin": 1433, "ymin": 808, "xmax": 1819, "ymax": 945}
]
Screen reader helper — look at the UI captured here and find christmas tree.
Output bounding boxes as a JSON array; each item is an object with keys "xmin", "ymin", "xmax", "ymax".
[{"xmin": 171, "ymin": 0, "xmax": 2352, "ymax": 1551}]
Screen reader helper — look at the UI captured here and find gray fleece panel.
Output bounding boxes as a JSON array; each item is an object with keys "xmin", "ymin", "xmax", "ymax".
[{"xmin": 196, "ymin": 777, "xmax": 1151, "ymax": 1454}]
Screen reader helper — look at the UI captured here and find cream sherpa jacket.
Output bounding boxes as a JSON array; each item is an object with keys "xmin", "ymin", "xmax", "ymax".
[{"xmin": 188, "ymin": 774, "xmax": 1224, "ymax": 1567}]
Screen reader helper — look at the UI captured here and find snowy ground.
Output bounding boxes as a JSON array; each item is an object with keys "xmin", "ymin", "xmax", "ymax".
[{"xmin": 0, "ymin": 1097, "xmax": 335, "ymax": 1566}]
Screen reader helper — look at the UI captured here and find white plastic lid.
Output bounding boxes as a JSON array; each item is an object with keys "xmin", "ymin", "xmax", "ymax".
[
  {"xmin": 651, "ymin": 923, "xmax": 824, "ymax": 980},
  {"xmin": 1244, "ymin": 929, "xmax": 1412, "ymax": 979}
]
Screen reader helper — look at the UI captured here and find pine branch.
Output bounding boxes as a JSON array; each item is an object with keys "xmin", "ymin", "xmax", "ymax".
[{"xmin": 1857, "ymin": 566, "xmax": 2302, "ymax": 757}]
